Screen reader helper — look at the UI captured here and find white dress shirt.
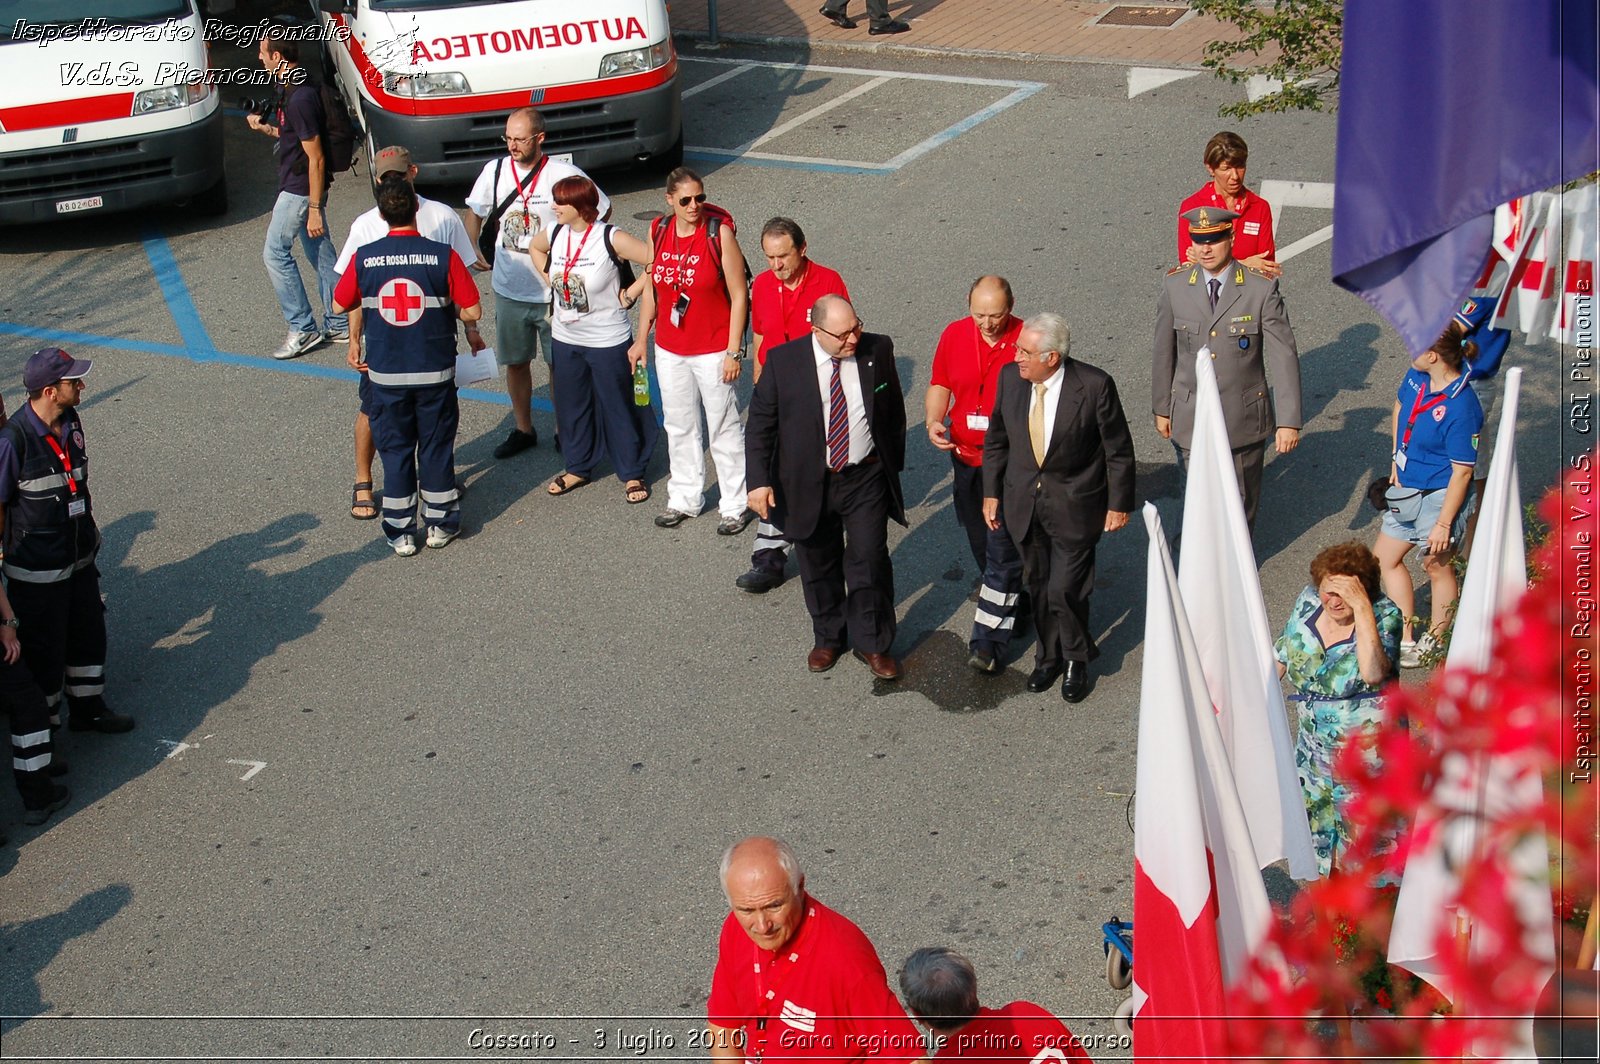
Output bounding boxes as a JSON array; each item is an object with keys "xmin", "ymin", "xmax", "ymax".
[
  {"xmin": 813, "ymin": 336, "xmax": 873, "ymax": 465},
  {"xmin": 1029, "ymin": 363, "xmax": 1066, "ymax": 456}
]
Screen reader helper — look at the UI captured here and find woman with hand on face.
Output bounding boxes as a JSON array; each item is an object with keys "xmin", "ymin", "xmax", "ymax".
[
  {"xmin": 528, "ymin": 175, "xmax": 654, "ymax": 504},
  {"xmin": 1275, "ymin": 542, "xmax": 1402, "ymax": 877}
]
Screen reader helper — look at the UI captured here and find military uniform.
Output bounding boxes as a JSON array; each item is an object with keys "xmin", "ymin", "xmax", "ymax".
[{"xmin": 1152, "ymin": 207, "xmax": 1301, "ymax": 530}]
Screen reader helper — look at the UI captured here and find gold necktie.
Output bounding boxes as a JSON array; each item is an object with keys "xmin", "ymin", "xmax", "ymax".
[{"xmin": 1029, "ymin": 382, "xmax": 1048, "ymax": 465}]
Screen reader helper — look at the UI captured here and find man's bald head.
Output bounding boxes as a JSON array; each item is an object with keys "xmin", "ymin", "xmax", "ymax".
[
  {"xmin": 720, "ymin": 837, "xmax": 807, "ymax": 952},
  {"xmin": 967, "ymin": 276, "xmax": 1014, "ymax": 343}
]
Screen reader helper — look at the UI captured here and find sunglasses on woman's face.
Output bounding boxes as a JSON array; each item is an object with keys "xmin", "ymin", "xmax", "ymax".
[{"xmin": 677, "ymin": 193, "xmax": 708, "ymax": 207}]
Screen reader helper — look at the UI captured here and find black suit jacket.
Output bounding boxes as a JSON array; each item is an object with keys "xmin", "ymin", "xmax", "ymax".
[
  {"xmin": 982, "ymin": 359, "xmax": 1136, "ymax": 546},
  {"xmin": 745, "ymin": 333, "xmax": 907, "ymax": 542}
]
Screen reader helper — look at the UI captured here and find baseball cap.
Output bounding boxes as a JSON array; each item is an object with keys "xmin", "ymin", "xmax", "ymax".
[
  {"xmin": 373, "ymin": 146, "xmax": 413, "ymax": 180},
  {"xmin": 24, "ymin": 347, "xmax": 93, "ymax": 392}
]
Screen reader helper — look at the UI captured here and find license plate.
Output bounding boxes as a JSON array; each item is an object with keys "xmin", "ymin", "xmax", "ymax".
[{"xmin": 55, "ymin": 195, "xmax": 104, "ymax": 214}]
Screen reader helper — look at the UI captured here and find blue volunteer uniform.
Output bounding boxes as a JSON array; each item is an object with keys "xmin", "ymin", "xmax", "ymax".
[
  {"xmin": 1453, "ymin": 295, "xmax": 1510, "ymax": 383},
  {"xmin": 335, "ymin": 231, "xmax": 479, "ymax": 544},
  {"xmin": 1394, "ymin": 368, "xmax": 1483, "ymax": 491}
]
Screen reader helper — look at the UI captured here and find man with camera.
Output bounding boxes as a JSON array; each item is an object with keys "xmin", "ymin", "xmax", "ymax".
[{"xmin": 247, "ymin": 23, "xmax": 346, "ymax": 361}]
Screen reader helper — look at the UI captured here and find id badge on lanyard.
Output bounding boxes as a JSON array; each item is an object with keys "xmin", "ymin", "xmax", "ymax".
[{"xmin": 44, "ymin": 433, "xmax": 85, "ymax": 516}]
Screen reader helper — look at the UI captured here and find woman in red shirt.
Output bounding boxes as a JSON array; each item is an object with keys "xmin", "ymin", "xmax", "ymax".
[
  {"xmin": 1177, "ymin": 131, "xmax": 1280, "ymax": 278},
  {"xmin": 630, "ymin": 168, "xmax": 753, "ymax": 532}
]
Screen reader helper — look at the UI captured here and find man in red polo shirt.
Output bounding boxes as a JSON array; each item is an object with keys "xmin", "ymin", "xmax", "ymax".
[
  {"xmin": 926, "ymin": 277, "xmax": 1026, "ymax": 674},
  {"xmin": 1177, "ymin": 131, "xmax": 1279, "ymax": 278},
  {"xmin": 899, "ymin": 948, "xmax": 1092, "ymax": 1063},
  {"xmin": 707, "ymin": 837, "xmax": 929, "ymax": 1064},
  {"xmin": 736, "ymin": 219, "xmax": 852, "ymax": 594}
]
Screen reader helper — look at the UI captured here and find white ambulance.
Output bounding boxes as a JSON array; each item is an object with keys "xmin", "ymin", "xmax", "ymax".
[
  {"xmin": 314, "ymin": 0, "xmax": 682, "ymax": 183},
  {"xmin": 0, "ymin": 1, "xmax": 226, "ymax": 224}
]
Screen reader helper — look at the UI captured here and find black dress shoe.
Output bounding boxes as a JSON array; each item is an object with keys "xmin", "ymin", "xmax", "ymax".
[
  {"xmin": 68, "ymin": 709, "xmax": 135, "ymax": 733},
  {"xmin": 1026, "ymin": 662, "xmax": 1063, "ymax": 693},
  {"xmin": 735, "ymin": 566, "xmax": 785, "ymax": 593},
  {"xmin": 1061, "ymin": 660, "xmax": 1089, "ymax": 703},
  {"xmin": 492, "ymin": 427, "xmax": 538, "ymax": 459},
  {"xmin": 819, "ymin": 6, "xmax": 857, "ymax": 28},
  {"xmin": 868, "ymin": 18, "xmax": 911, "ymax": 34}
]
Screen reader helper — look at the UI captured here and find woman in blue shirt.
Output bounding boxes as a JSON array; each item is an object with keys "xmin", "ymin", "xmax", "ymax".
[{"xmin": 1373, "ymin": 321, "xmax": 1484, "ymax": 668}]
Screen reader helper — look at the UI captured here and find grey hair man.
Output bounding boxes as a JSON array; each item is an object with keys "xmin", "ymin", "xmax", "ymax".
[
  {"xmin": 707, "ymin": 837, "xmax": 928, "ymax": 1064},
  {"xmin": 982, "ymin": 312, "xmax": 1135, "ymax": 703},
  {"xmin": 899, "ymin": 947, "xmax": 1092, "ymax": 1061}
]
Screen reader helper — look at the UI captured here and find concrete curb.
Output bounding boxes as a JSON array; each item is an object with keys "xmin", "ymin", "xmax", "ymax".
[{"xmin": 673, "ymin": 30, "xmax": 1208, "ymax": 71}]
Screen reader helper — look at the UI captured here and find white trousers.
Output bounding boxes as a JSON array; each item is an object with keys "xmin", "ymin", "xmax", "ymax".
[{"xmin": 654, "ymin": 346, "xmax": 748, "ymax": 518}]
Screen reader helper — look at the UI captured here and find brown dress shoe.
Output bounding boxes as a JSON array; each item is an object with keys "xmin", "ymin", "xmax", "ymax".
[
  {"xmin": 853, "ymin": 650, "xmax": 902, "ymax": 680},
  {"xmin": 808, "ymin": 646, "xmax": 842, "ymax": 672}
]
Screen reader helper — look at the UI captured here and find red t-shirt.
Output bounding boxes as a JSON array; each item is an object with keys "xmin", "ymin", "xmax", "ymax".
[
  {"xmin": 932, "ymin": 1002, "xmax": 1092, "ymax": 1064},
  {"xmin": 1176, "ymin": 184, "xmax": 1276, "ymax": 265},
  {"xmin": 650, "ymin": 219, "xmax": 734, "ymax": 356},
  {"xmin": 332, "ymin": 228, "xmax": 481, "ymax": 311},
  {"xmin": 749, "ymin": 261, "xmax": 850, "ymax": 365},
  {"xmin": 929, "ymin": 315, "xmax": 1023, "ymax": 467},
  {"xmin": 708, "ymin": 896, "xmax": 924, "ymax": 1064}
]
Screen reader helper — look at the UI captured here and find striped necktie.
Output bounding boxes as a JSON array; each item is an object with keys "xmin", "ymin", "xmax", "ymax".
[{"xmin": 826, "ymin": 358, "xmax": 849, "ymax": 471}]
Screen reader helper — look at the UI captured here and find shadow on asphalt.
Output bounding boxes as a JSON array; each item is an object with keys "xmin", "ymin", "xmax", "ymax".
[{"xmin": 0, "ymin": 883, "xmax": 132, "ymax": 1035}]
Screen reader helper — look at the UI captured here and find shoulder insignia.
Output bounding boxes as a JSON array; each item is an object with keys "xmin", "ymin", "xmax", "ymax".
[
  {"xmin": 1166, "ymin": 263, "xmax": 1189, "ymax": 276},
  {"xmin": 1234, "ymin": 266, "xmax": 1246, "ymax": 285},
  {"xmin": 1244, "ymin": 265, "xmax": 1273, "ymax": 279}
]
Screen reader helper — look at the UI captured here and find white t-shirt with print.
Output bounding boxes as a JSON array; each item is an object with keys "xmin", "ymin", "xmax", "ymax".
[{"xmin": 465, "ymin": 155, "xmax": 610, "ymax": 304}]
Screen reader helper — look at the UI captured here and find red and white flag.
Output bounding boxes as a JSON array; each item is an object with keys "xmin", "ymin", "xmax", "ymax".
[
  {"xmin": 1133, "ymin": 504, "xmax": 1273, "ymax": 1063},
  {"xmin": 1179, "ymin": 349, "xmax": 1319, "ymax": 880},
  {"xmin": 1550, "ymin": 183, "xmax": 1598, "ymax": 347},
  {"xmin": 1388, "ymin": 369, "xmax": 1554, "ymax": 1056}
]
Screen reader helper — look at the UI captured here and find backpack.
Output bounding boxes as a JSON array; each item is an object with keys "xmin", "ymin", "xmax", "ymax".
[
  {"xmin": 550, "ymin": 222, "xmax": 636, "ymax": 289},
  {"xmin": 318, "ymin": 81, "xmax": 358, "ymax": 179}
]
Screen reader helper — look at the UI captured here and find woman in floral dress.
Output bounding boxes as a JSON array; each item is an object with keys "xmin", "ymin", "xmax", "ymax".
[{"xmin": 1275, "ymin": 542, "xmax": 1403, "ymax": 876}]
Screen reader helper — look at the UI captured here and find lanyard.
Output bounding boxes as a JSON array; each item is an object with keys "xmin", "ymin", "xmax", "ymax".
[
  {"xmin": 561, "ymin": 224, "xmax": 595, "ymax": 300},
  {"xmin": 750, "ymin": 946, "xmax": 800, "ymax": 1062},
  {"xmin": 510, "ymin": 155, "xmax": 548, "ymax": 225},
  {"xmin": 1398, "ymin": 377, "xmax": 1460, "ymax": 451},
  {"xmin": 776, "ymin": 264, "xmax": 809, "ymax": 342},
  {"xmin": 42, "ymin": 432, "xmax": 79, "ymax": 496},
  {"xmin": 970, "ymin": 318, "xmax": 1011, "ymax": 412}
]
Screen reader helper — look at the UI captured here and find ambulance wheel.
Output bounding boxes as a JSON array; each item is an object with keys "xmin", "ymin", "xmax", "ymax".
[
  {"xmin": 1113, "ymin": 996, "xmax": 1134, "ymax": 1037},
  {"xmin": 1105, "ymin": 945, "xmax": 1132, "ymax": 990},
  {"xmin": 192, "ymin": 173, "xmax": 228, "ymax": 217}
]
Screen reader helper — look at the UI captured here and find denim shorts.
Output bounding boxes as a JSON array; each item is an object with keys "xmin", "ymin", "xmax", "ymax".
[{"xmin": 1381, "ymin": 481, "xmax": 1477, "ymax": 548}]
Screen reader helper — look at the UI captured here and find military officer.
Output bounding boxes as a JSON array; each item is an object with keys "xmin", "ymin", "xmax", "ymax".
[{"xmin": 1152, "ymin": 206, "xmax": 1302, "ymax": 532}]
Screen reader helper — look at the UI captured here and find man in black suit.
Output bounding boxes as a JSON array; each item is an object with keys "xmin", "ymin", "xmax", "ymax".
[
  {"xmin": 746, "ymin": 295, "xmax": 907, "ymax": 681},
  {"xmin": 982, "ymin": 313, "xmax": 1135, "ymax": 702}
]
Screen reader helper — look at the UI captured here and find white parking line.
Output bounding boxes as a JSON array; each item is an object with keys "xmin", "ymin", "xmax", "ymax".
[
  {"xmin": 680, "ymin": 56, "xmax": 1045, "ymax": 174},
  {"xmin": 683, "ymin": 63, "xmax": 755, "ymax": 99},
  {"xmin": 1127, "ymin": 67, "xmax": 1201, "ymax": 98},
  {"xmin": 1277, "ymin": 224, "xmax": 1334, "ymax": 263}
]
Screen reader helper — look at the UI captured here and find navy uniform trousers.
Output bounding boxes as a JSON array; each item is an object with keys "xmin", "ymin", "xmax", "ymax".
[{"xmin": 370, "ymin": 381, "xmax": 460, "ymax": 541}]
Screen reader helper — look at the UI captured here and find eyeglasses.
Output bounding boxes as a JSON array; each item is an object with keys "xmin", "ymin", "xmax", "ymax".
[
  {"xmin": 503, "ymin": 134, "xmax": 536, "ymax": 145},
  {"xmin": 1017, "ymin": 345, "xmax": 1054, "ymax": 359},
  {"xmin": 676, "ymin": 193, "xmax": 708, "ymax": 207},
  {"xmin": 815, "ymin": 319, "xmax": 863, "ymax": 342}
]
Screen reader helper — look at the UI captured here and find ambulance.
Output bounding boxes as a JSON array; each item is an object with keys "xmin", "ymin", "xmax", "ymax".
[
  {"xmin": 0, "ymin": 1, "xmax": 226, "ymax": 225},
  {"xmin": 315, "ymin": 0, "xmax": 682, "ymax": 183}
]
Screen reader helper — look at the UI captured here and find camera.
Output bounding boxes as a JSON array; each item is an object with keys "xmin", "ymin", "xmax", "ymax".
[{"xmin": 238, "ymin": 97, "xmax": 274, "ymax": 119}]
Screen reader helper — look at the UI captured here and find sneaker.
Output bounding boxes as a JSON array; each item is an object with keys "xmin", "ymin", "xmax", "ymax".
[
  {"xmin": 654, "ymin": 509, "xmax": 693, "ymax": 528},
  {"xmin": 22, "ymin": 783, "xmax": 70, "ymax": 826},
  {"xmin": 1398, "ymin": 634, "xmax": 1437, "ymax": 669},
  {"xmin": 425, "ymin": 526, "xmax": 458, "ymax": 550},
  {"xmin": 391, "ymin": 534, "xmax": 419, "ymax": 557},
  {"xmin": 717, "ymin": 509, "xmax": 757, "ymax": 536},
  {"xmin": 323, "ymin": 328, "xmax": 350, "ymax": 343},
  {"xmin": 492, "ymin": 427, "xmax": 538, "ymax": 459},
  {"xmin": 68, "ymin": 709, "xmax": 135, "ymax": 733},
  {"xmin": 271, "ymin": 329, "xmax": 322, "ymax": 361}
]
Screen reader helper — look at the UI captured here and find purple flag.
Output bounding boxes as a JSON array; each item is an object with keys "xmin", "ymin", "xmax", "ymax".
[{"xmin": 1332, "ymin": 0, "xmax": 1599, "ymax": 355}]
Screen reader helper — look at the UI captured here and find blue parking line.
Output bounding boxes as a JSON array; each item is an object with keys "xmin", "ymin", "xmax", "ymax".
[
  {"xmin": 682, "ymin": 150, "xmax": 881, "ymax": 176},
  {"xmin": 140, "ymin": 231, "xmax": 219, "ymax": 359},
  {"xmin": 0, "ymin": 321, "xmax": 557, "ymax": 412}
]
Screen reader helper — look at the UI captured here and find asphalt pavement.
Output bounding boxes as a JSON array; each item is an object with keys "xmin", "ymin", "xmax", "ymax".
[{"xmin": 0, "ymin": 28, "xmax": 1568, "ymax": 1064}]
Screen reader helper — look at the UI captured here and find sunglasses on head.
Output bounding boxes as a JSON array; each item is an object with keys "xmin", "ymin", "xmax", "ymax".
[{"xmin": 677, "ymin": 193, "xmax": 708, "ymax": 207}]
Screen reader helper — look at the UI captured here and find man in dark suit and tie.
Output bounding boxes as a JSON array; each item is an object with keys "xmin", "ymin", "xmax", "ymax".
[
  {"xmin": 1152, "ymin": 205, "xmax": 1301, "ymax": 533},
  {"xmin": 982, "ymin": 313, "xmax": 1135, "ymax": 703},
  {"xmin": 746, "ymin": 295, "xmax": 907, "ymax": 681}
]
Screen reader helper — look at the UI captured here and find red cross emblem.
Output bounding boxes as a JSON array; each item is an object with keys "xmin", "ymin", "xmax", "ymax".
[{"xmin": 378, "ymin": 278, "xmax": 425, "ymax": 327}]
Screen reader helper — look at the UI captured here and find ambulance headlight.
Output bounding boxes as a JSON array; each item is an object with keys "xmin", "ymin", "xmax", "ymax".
[
  {"xmin": 383, "ymin": 71, "xmax": 470, "ymax": 97},
  {"xmin": 133, "ymin": 82, "xmax": 208, "ymax": 114},
  {"xmin": 598, "ymin": 41, "xmax": 670, "ymax": 78}
]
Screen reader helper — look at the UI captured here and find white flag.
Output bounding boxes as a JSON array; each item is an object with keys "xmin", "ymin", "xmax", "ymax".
[{"xmin": 1177, "ymin": 349, "xmax": 1319, "ymax": 880}]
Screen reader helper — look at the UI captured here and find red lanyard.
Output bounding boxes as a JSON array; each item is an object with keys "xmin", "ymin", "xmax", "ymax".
[
  {"xmin": 42, "ymin": 433, "xmax": 79, "ymax": 495},
  {"xmin": 776, "ymin": 264, "xmax": 808, "ymax": 342},
  {"xmin": 510, "ymin": 155, "xmax": 548, "ymax": 225},
  {"xmin": 561, "ymin": 224, "xmax": 595, "ymax": 299},
  {"xmin": 971, "ymin": 318, "xmax": 1011, "ymax": 412},
  {"xmin": 1398, "ymin": 380, "xmax": 1454, "ymax": 452},
  {"xmin": 750, "ymin": 946, "xmax": 800, "ymax": 1061}
]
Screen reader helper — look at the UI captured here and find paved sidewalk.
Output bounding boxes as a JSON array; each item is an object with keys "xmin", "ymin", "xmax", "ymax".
[{"xmin": 672, "ymin": 0, "xmax": 1248, "ymax": 65}]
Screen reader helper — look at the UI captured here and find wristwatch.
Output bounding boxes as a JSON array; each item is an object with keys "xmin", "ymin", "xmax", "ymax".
[
  {"xmin": 1, "ymin": 617, "xmax": 18, "ymax": 629},
  {"xmin": 728, "ymin": 348, "xmax": 746, "ymax": 362}
]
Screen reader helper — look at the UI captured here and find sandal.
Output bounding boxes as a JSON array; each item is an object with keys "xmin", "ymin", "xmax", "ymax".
[
  {"xmin": 548, "ymin": 473, "xmax": 591, "ymax": 496},
  {"xmin": 350, "ymin": 481, "xmax": 378, "ymax": 520},
  {"xmin": 624, "ymin": 480, "xmax": 651, "ymax": 504}
]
